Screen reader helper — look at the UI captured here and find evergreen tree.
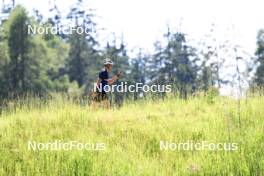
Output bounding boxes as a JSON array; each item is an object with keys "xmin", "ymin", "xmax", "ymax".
[
  {"xmin": 66, "ymin": 0, "xmax": 100, "ymax": 88},
  {"xmin": 152, "ymin": 28, "xmax": 198, "ymax": 99},
  {"xmin": 198, "ymin": 24, "xmax": 228, "ymax": 91},
  {"xmin": 0, "ymin": 25, "xmax": 9, "ymax": 97},
  {"xmin": 104, "ymin": 34, "xmax": 130, "ymax": 80},
  {"xmin": 130, "ymin": 48, "xmax": 148, "ymax": 99},
  {"xmin": 254, "ymin": 29, "xmax": 264, "ymax": 88},
  {"xmin": 6, "ymin": 6, "xmax": 32, "ymax": 94},
  {"xmin": 103, "ymin": 35, "xmax": 130, "ymax": 106}
]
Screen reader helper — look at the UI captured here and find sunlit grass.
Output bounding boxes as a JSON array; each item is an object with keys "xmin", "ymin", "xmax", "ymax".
[{"xmin": 0, "ymin": 95, "xmax": 263, "ymax": 175}]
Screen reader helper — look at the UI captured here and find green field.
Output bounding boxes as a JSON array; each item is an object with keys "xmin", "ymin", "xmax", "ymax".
[{"xmin": 0, "ymin": 95, "xmax": 263, "ymax": 175}]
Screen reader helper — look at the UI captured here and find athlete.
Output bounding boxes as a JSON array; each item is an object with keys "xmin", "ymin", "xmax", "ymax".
[{"xmin": 93, "ymin": 58, "xmax": 122, "ymax": 106}]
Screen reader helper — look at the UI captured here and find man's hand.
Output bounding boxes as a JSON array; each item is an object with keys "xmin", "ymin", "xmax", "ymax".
[{"xmin": 117, "ymin": 70, "xmax": 123, "ymax": 78}]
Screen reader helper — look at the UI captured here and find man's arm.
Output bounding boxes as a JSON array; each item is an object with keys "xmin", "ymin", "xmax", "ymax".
[
  {"xmin": 107, "ymin": 75, "xmax": 119, "ymax": 85},
  {"xmin": 96, "ymin": 78, "xmax": 101, "ymax": 87},
  {"xmin": 107, "ymin": 71, "xmax": 122, "ymax": 85}
]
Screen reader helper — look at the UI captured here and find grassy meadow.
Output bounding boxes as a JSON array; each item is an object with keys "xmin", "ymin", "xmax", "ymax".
[{"xmin": 0, "ymin": 95, "xmax": 263, "ymax": 175}]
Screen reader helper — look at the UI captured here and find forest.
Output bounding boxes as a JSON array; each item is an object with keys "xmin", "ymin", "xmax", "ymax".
[{"xmin": 0, "ymin": 0, "xmax": 263, "ymax": 103}]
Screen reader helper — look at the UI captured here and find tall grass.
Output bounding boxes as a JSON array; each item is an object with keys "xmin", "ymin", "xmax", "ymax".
[{"xmin": 0, "ymin": 95, "xmax": 263, "ymax": 175}]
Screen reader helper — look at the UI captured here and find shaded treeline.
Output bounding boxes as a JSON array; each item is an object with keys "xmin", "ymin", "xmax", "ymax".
[{"xmin": 0, "ymin": 0, "xmax": 264, "ymax": 103}]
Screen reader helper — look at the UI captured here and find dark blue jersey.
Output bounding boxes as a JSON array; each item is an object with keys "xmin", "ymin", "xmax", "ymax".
[{"xmin": 98, "ymin": 70, "xmax": 109, "ymax": 93}]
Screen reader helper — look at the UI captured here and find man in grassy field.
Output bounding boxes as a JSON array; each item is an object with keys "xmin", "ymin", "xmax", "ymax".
[{"xmin": 92, "ymin": 58, "xmax": 122, "ymax": 107}]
